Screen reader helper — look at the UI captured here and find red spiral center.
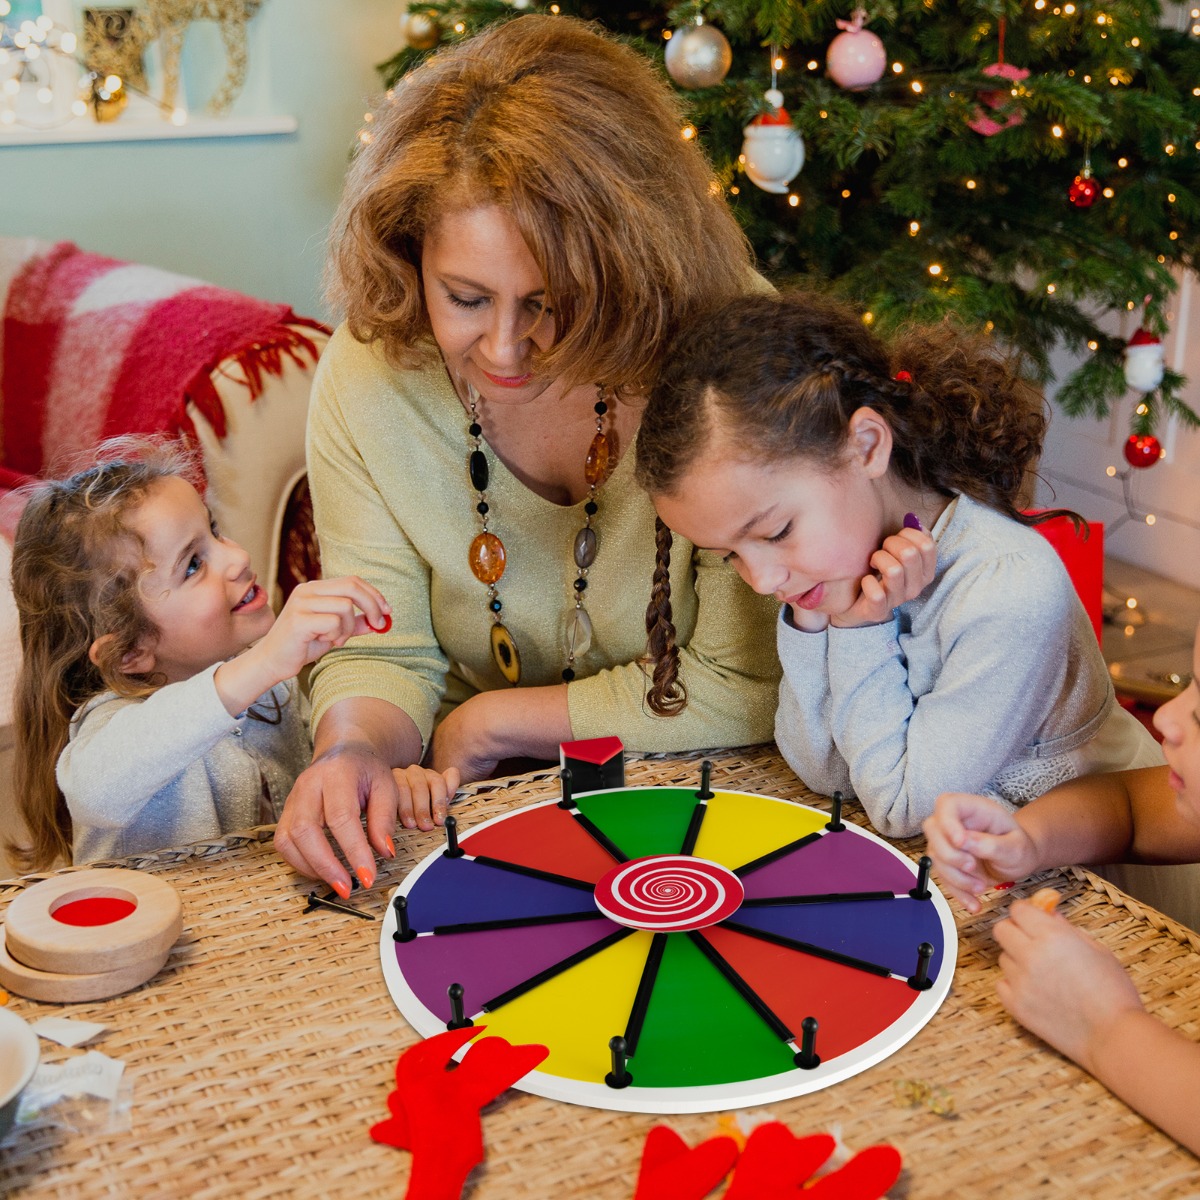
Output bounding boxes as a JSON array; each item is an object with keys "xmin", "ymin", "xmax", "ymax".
[{"xmin": 593, "ymin": 855, "xmax": 744, "ymax": 932}]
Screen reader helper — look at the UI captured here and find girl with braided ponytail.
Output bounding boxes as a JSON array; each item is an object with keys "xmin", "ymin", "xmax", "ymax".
[{"xmin": 637, "ymin": 292, "xmax": 1161, "ymax": 838}]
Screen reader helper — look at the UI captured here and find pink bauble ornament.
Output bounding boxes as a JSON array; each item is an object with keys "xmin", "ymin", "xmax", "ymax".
[
  {"xmin": 967, "ymin": 62, "xmax": 1029, "ymax": 136},
  {"xmin": 1123, "ymin": 433, "xmax": 1163, "ymax": 469},
  {"xmin": 826, "ymin": 8, "xmax": 886, "ymax": 90},
  {"xmin": 742, "ymin": 107, "xmax": 805, "ymax": 194},
  {"xmin": 1124, "ymin": 327, "xmax": 1165, "ymax": 393},
  {"xmin": 1068, "ymin": 172, "xmax": 1098, "ymax": 207}
]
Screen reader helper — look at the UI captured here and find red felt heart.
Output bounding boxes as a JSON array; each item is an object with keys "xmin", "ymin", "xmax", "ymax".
[
  {"xmin": 633, "ymin": 1126, "xmax": 740, "ymax": 1200},
  {"xmin": 724, "ymin": 1124, "xmax": 836, "ymax": 1199}
]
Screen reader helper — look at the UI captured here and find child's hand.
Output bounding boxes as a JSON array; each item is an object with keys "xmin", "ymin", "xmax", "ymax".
[
  {"xmin": 216, "ymin": 576, "xmax": 389, "ymax": 718},
  {"xmin": 922, "ymin": 792, "xmax": 1038, "ymax": 913},
  {"xmin": 831, "ymin": 526, "xmax": 937, "ymax": 628},
  {"xmin": 392, "ymin": 764, "xmax": 461, "ymax": 833},
  {"xmin": 995, "ymin": 899, "xmax": 1144, "ymax": 1072},
  {"xmin": 256, "ymin": 576, "xmax": 390, "ymax": 681}
]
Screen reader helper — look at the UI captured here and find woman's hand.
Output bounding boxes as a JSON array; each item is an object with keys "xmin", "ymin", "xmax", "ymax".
[
  {"xmin": 275, "ymin": 738, "xmax": 400, "ymax": 897},
  {"xmin": 830, "ymin": 527, "xmax": 937, "ymax": 629},
  {"xmin": 995, "ymin": 899, "xmax": 1144, "ymax": 1072},
  {"xmin": 922, "ymin": 792, "xmax": 1040, "ymax": 913}
]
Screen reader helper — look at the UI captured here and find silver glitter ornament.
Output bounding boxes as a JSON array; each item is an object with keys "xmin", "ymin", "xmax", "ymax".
[{"xmin": 665, "ymin": 22, "xmax": 733, "ymax": 90}]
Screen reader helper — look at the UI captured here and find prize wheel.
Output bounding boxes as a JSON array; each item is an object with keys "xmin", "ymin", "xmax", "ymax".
[{"xmin": 380, "ymin": 783, "xmax": 956, "ymax": 1114}]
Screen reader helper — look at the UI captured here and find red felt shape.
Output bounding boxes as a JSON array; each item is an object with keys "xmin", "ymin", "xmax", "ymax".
[
  {"xmin": 633, "ymin": 1126, "xmax": 739, "ymax": 1200},
  {"xmin": 370, "ymin": 1025, "xmax": 548, "ymax": 1200},
  {"xmin": 724, "ymin": 1123, "xmax": 901, "ymax": 1200}
]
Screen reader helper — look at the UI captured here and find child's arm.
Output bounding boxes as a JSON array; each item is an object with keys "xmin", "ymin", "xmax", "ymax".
[
  {"xmin": 924, "ymin": 767, "xmax": 1196, "ymax": 912},
  {"xmin": 995, "ymin": 899, "xmax": 1200, "ymax": 1155},
  {"xmin": 215, "ymin": 576, "xmax": 389, "ymax": 717}
]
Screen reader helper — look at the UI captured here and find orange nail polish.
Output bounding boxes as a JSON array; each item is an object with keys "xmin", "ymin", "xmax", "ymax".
[
  {"xmin": 356, "ymin": 867, "xmax": 374, "ymax": 890},
  {"xmin": 332, "ymin": 878, "xmax": 351, "ymax": 900},
  {"xmin": 384, "ymin": 835, "xmax": 396, "ymax": 858}
]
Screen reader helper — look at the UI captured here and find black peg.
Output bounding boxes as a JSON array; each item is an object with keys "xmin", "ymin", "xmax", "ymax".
[
  {"xmin": 794, "ymin": 1016, "xmax": 821, "ymax": 1069},
  {"xmin": 826, "ymin": 790, "xmax": 846, "ymax": 832},
  {"xmin": 907, "ymin": 942, "xmax": 935, "ymax": 990},
  {"xmin": 446, "ymin": 982, "xmax": 474, "ymax": 1030},
  {"xmin": 696, "ymin": 759, "xmax": 714, "ymax": 800},
  {"xmin": 909, "ymin": 855, "xmax": 932, "ymax": 900},
  {"xmin": 443, "ymin": 813, "xmax": 465, "ymax": 859},
  {"xmin": 303, "ymin": 891, "xmax": 375, "ymax": 920},
  {"xmin": 558, "ymin": 766, "xmax": 574, "ymax": 809},
  {"xmin": 605, "ymin": 1034, "xmax": 633, "ymax": 1089},
  {"xmin": 392, "ymin": 894, "xmax": 417, "ymax": 943}
]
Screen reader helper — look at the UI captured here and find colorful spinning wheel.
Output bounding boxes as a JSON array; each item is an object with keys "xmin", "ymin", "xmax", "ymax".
[{"xmin": 380, "ymin": 781, "xmax": 956, "ymax": 1114}]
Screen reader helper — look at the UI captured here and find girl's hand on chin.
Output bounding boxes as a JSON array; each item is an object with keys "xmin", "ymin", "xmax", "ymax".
[{"xmin": 831, "ymin": 527, "xmax": 937, "ymax": 629}]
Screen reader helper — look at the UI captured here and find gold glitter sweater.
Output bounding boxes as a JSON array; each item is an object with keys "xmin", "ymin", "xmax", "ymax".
[{"xmin": 306, "ymin": 326, "xmax": 781, "ymax": 754}]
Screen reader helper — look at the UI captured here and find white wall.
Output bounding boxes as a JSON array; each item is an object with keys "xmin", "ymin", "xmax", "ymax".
[{"xmin": 0, "ymin": 0, "xmax": 402, "ymax": 320}]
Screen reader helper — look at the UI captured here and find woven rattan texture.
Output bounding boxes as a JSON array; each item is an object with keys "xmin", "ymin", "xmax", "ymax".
[{"xmin": 2, "ymin": 748, "xmax": 1199, "ymax": 1198}]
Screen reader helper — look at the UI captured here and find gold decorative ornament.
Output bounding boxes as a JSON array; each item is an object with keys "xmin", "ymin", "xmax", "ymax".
[{"xmin": 401, "ymin": 10, "xmax": 440, "ymax": 51}]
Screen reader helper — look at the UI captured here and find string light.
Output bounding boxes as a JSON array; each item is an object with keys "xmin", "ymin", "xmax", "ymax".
[
  {"xmin": 1046, "ymin": 283, "xmax": 1056, "ymax": 294},
  {"xmin": 928, "ymin": 263, "xmax": 942, "ymax": 275},
  {"xmin": 841, "ymin": 188, "xmax": 851, "ymax": 197},
  {"xmin": 680, "ymin": 123, "xmax": 697, "ymax": 140},
  {"xmin": 788, "ymin": 193, "xmax": 800, "ymax": 206},
  {"xmin": 1052, "ymin": 125, "xmax": 1064, "ymax": 137},
  {"xmin": 909, "ymin": 220, "xmax": 920, "ymax": 235},
  {"xmin": 1103, "ymin": 187, "xmax": 1114, "ymax": 198},
  {"xmin": 911, "ymin": 80, "xmax": 923, "ymax": 93},
  {"xmin": 807, "ymin": 60, "xmax": 818, "ymax": 70},
  {"xmin": 1088, "ymin": 340, "xmax": 1099, "ymax": 350},
  {"xmin": 892, "ymin": 62, "xmax": 904, "ymax": 73},
  {"xmin": 966, "ymin": 179, "xmax": 977, "ymax": 189}
]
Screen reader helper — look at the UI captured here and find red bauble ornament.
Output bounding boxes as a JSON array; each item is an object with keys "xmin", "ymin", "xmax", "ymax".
[
  {"xmin": 1068, "ymin": 173, "xmax": 1098, "ymax": 207},
  {"xmin": 1123, "ymin": 433, "xmax": 1163, "ymax": 469}
]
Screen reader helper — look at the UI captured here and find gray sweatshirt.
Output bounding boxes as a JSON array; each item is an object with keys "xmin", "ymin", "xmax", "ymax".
[
  {"xmin": 59, "ymin": 664, "xmax": 311, "ymax": 863},
  {"xmin": 775, "ymin": 494, "xmax": 1162, "ymax": 837}
]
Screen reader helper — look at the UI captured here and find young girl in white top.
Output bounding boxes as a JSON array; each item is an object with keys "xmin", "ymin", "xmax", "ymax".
[
  {"xmin": 9, "ymin": 442, "xmax": 458, "ymax": 883},
  {"xmin": 635, "ymin": 291, "xmax": 1161, "ymax": 837}
]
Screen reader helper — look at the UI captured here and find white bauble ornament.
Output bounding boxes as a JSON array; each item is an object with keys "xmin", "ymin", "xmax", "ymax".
[
  {"xmin": 1124, "ymin": 327, "xmax": 1165, "ymax": 393},
  {"xmin": 826, "ymin": 8, "xmax": 886, "ymax": 90},
  {"xmin": 665, "ymin": 22, "xmax": 733, "ymax": 90},
  {"xmin": 742, "ymin": 109, "xmax": 805, "ymax": 194}
]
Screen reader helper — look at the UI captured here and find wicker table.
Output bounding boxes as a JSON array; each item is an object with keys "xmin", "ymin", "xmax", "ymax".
[{"xmin": 2, "ymin": 748, "xmax": 1199, "ymax": 1199}]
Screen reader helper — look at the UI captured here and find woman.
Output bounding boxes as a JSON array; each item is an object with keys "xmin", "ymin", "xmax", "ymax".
[{"xmin": 275, "ymin": 15, "xmax": 780, "ymax": 895}]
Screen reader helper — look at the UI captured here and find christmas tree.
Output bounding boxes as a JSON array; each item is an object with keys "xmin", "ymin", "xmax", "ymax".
[{"xmin": 381, "ymin": 1, "xmax": 1200, "ymax": 435}]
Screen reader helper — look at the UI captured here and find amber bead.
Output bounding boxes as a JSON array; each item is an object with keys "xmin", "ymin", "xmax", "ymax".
[
  {"xmin": 584, "ymin": 433, "xmax": 610, "ymax": 486},
  {"xmin": 469, "ymin": 532, "xmax": 506, "ymax": 584}
]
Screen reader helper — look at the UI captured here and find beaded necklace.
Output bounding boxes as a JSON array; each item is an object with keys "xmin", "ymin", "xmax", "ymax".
[{"xmin": 466, "ymin": 383, "xmax": 611, "ymax": 686}]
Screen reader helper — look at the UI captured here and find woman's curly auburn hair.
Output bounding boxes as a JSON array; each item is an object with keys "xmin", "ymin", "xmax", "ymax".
[
  {"xmin": 635, "ymin": 291, "xmax": 1076, "ymax": 717},
  {"xmin": 8, "ymin": 439, "xmax": 199, "ymax": 871},
  {"xmin": 326, "ymin": 14, "xmax": 755, "ymax": 394}
]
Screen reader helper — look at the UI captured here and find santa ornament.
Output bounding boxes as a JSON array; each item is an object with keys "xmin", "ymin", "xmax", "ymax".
[
  {"xmin": 826, "ymin": 7, "xmax": 887, "ymax": 91},
  {"xmin": 742, "ymin": 106, "xmax": 805, "ymax": 194},
  {"xmin": 1124, "ymin": 327, "xmax": 1165, "ymax": 394}
]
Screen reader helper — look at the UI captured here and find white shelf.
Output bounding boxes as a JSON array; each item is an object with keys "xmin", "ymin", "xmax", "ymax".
[{"xmin": 0, "ymin": 113, "xmax": 297, "ymax": 146}]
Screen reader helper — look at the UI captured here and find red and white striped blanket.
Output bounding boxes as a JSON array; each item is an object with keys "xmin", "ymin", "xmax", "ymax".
[{"xmin": 0, "ymin": 240, "xmax": 327, "ymax": 535}]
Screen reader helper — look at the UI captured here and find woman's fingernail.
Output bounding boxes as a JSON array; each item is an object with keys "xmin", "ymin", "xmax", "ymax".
[
  {"xmin": 356, "ymin": 867, "xmax": 374, "ymax": 890},
  {"xmin": 384, "ymin": 835, "xmax": 396, "ymax": 858},
  {"xmin": 903, "ymin": 512, "xmax": 923, "ymax": 531},
  {"xmin": 332, "ymin": 878, "xmax": 352, "ymax": 900}
]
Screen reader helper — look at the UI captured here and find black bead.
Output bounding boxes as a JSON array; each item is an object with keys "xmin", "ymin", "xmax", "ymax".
[
  {"xmin": 469, "ymin": 449, "xmax": 489, "ymax": 492},
  {"xmin": 584, "ymin": 501, "xmax": 598, "ymax": 515},
  {"xmin": 594, "ymin": 400, "xmax": 608, "ymax": 415},
  {"xmin": 476, "ymin": 501, "xmax": 489, "ymax": 515},
  {"xmin": 561, "ymin": 667, "xmax": 575, "ymax": 681},
  {"xmin": 490, "ymin": 598, "xmax": 503, "ymax": 612},
  {"xmin": 468, "ymin": 422, "xmax": 482, "ymax": 437},
  {"xmin": 573, "ymin": 577, "xmax": 588, "ymax": 592}
]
